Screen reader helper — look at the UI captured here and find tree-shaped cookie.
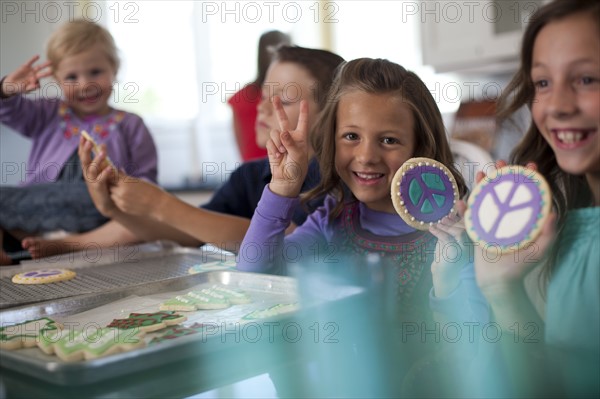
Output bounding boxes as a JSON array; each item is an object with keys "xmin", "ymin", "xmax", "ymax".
[
  {"xmin": 391, "ymin": 157, "xmax": 459, "ymax": 230},
  {"xmin": 465, "ymin": 165, "xmax": 552, "ymax": 251}
]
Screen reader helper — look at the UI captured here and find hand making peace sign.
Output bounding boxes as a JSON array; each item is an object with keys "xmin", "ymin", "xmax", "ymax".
[{"xmin": 266, "ymin": 96, "xmax": 311, "ymax": 198}]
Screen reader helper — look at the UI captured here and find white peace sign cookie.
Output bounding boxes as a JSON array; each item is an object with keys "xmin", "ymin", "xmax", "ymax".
[{"xmin": 465, "ymin": 165, "xmax": 552, "ymax": 252}]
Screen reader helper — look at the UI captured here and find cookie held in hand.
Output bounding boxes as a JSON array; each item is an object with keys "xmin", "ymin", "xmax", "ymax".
[
  {"xmin": 391, "ymin": 157, "xmax": 459, "ymax": 230},
  {"xmin": 465, "ymin": 165, "xmax": 552, "ymax": 251}
]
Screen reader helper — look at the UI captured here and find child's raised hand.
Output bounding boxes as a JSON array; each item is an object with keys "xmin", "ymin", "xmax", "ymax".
[
  {"xmin": 267, "ymin": 96, "xmax": 310, "ymax": 198},
  {"xmin": 1, "ymin": 56, "xmax": 52, "ymax": 97}
]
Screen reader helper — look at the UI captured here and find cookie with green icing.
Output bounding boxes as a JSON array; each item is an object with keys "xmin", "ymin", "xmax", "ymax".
[
  {"xmin": 391, "ymin": 157, "xmax": 459, "ymax": 230},
  {"xmin": 149, "ymin": 323, "xmax": 209, "ymax": 345},
  {"xmin": 209, "ymin": 285, "xmax": 251, "ymax": 304},
  {"xmin": 159, "ymin": 295, "xmax": 206, "ymax": 312},
  {"xmin": 107, "ymin": 311, "xmax": 187, "ymax": 333},
  {"xmin": 241, "ymin": 303, "xmax": 299, "ymax": 322},
  {"xmin": 40, "ymin": 328, "xmax": 145, "ymax": 361},
  {"xmin": 0, "ymin": 317, "xmax": 61, "ymax": 350},
  {"xmin": 186, "ymin": 289, "xmax": 231, "ymax": 310}
]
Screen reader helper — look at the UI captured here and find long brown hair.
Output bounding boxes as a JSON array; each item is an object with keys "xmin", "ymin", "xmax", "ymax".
[
  {"xmin": 498, "ymin": 0, "xmax": 600, "ymax": 285},
  {"xmin": 304, "ymin": 58, "xmax": 467, "ymax": 219}
]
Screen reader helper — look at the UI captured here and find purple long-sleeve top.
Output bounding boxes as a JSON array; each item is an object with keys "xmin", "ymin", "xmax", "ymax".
[
  {"xmin": 0, "ymin": 94, "xmax": 158, "ymax": 185},
  {"xmin": 237, "ymin": 185, "xmax": 489, "ymax": 323}
]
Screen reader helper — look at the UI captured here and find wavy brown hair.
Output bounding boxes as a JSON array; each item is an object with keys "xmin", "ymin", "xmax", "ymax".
[
  {"xmin": 498, "ymin": 0, "xmax": 600, "ymax": 286},
  {"xmin": 303, "ymin": 58, "xmax": 467, "ymax": 219}
]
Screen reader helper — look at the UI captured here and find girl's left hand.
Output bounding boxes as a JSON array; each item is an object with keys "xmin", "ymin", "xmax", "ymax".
[
  {"xmin": 429, "ymin": 200, "xmax": 469, "ymax": 297},
  {"xmin": 266, "ymin": 96, "xmax": 310, "ymax": 198}
]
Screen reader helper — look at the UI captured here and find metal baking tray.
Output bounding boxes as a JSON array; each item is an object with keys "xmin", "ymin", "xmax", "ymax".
[
  {"xmin": 0, "ymin": 269, "xmax": 364, "ymax": 386},
  {"xmin": 0, "ymin": 244, "xmax": 229, "ymax": 309}
]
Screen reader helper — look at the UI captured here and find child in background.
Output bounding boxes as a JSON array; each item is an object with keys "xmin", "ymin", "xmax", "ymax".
[
  {"xmin": 74, "ymin": 46, "xmax": 344, "ymax": 254},
  {"xmin": 237, "ymin": 58, "xmax": 478, "ymax": 311},
  {"xmin": 229, "ymin": 30, "xmax": 291, "ymax": 161},
  {"xmin": 470, "ymin": 0, "xmax": 599, "ymax": 396},
  {"xmin": 0, "ymin": 19, "xmax": 157, "ymax": 264}
]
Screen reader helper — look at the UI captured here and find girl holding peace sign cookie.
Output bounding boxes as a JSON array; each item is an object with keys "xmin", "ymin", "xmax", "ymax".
[{"xmin": 237, "ymin": 58, "xmax": 483, "ymax": 317}]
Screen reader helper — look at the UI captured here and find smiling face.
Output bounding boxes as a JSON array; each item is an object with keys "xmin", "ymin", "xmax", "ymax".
[
  {"xmin": 255, "ymin": 61, "xmax": 319, "ymax": 148},
  {"xmin": 54, "ymin": 43, "xmax": 116, "ymax": 118},
  {"xmin": 531, "ymin": 12, "xmax": 600, "ymax": 179},
  {"xmin": 334, "ymin": 91, "xmax": 416, "ymax": 213}
]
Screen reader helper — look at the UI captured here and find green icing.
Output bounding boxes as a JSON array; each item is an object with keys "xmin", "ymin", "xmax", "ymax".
[
  {"xmin": 421, "ymin": 199, "xmax": 433, "ymax": 214},
  {"xmin": 408, "ymin": 179, "xmax": 422, "ymax": 204},
  {"xmin": 432, "ymin": 193, "xmax": 446, "ymax": 207},
  {"xmin": 422, "ymin": 173, "xmax": 445, "ymax": 190},
  {"xmin": 85, "ymin": 328, "xmax": 143, "ymax": 356}
]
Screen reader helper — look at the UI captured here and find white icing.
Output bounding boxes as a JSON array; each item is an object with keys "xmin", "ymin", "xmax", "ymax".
[
  {"xmin": 493, "ymin": 181, "xmax": 514, "ymax": 204},
  {"xmin": 496, "ymin": 207, "xmax": 534, "ymax": 239},
  {"xmin": 509, "ymin": 184, "xmax": 533, "ymax": 207},
  {"xmin": 479, "ymin": 193, "xmax": 500, "ymax": 233}
]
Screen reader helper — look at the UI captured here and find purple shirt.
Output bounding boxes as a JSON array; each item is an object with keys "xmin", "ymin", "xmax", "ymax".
[
  {"xmin": 237, "ymin": 185, "xmax": 488, "ymax": 322},
  {"xmin": 0, "ymin": 94, "xmax": 158, "ymax": 185}
]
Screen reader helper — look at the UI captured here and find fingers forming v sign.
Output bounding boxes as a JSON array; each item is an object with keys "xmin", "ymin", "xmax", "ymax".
[{"xmin": 266, "ymin": 96, "xmax": 310, "ymax": 198}]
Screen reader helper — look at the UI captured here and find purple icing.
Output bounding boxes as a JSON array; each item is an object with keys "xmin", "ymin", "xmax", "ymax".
[
  {"xmin": 23, "ymin": 269, "xmax": 63, "ymax": 278},
  {"xmin": 399, "ymin": 165, "xmax": 455, "ymax": 223},
  {"xmin": 470, "ymin": 173, "xmax": 542, "ymax": 247}
]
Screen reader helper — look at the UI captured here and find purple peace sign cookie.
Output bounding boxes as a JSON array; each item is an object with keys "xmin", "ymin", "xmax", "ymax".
[
  {"xmin": 391, "ymin": 157, "xmax": 460, "ymax": 230},
  {"xmin": 12, "ymin": 268, "xmax": 76, "ymax": 285},
  {"xmin": 465, "ymin": 165, "xmax": 552, "ymax": 251}
]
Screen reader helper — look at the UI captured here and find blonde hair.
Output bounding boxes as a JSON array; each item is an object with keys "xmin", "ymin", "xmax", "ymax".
[
  {"xmin": 47, "ymin": 19, "xmax": 119, "ymax": 73},
  {"xmin": 304, "ymin": 58, "xmax": 467, "ymax": 219}
]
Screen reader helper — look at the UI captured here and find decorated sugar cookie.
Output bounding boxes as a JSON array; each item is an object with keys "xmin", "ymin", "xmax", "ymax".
[
  {"xmin": 465, "ymin": 165, "xmax": 552, "ymax": 251},
  {"xmin": 12, "ymin": 268, "xmax": 76, "ymax": 285},
  {"xmin": 188, "ymin": 260, "xmax": 237, "ymax": 274},
  {"xmin": 209, "ymin": 285, "xmax": 251, "ymax": 305},
  {"xmin": 149, "ymin": 323, "xmax": 209, "ymax": 345},
  {"xmin": 107, "ymin": 311, "xmax": 187, "ymax": 333},
  {"xmin": 241, "ymin": 303, "xmax": 299, "ymax": 322},
  {"xmin": 391, "ymin": 157, "xmax": 459, "ymax": 230},
  {"xmin": 186, "ymin": 289, "xmax": 230, "ymax": 310},
  {"xmin": 159, "ymin": 295, "xmax": 207, "ymax": 312},
  {"xmin": 0, "ymin": 317, "xmax": 61, "ymax": 350},
  {"xmin": 39, "ymin": 328, "xmax": 145, "ymax": 361}
]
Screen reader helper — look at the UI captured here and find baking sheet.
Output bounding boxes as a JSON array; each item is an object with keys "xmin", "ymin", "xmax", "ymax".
[
  {"xmin": 0, "ymin": 243, "xmax": 234, "ymax": 309},
  {"xmin": 0, "ymin": 270, "xmax": 363, "ymax": 386}
]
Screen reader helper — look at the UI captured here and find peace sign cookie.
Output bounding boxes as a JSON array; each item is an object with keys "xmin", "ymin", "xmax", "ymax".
[
  {"xmin": 465, "ymin": 165, "xmax": 552, "ymax": 251},
  {"xmin": 12, "ymin": 268, "xmax": 76, "ymax": 284},
  {"xmin": 391, "ymin": 157, "xmax": 460, "ymax": 230}
]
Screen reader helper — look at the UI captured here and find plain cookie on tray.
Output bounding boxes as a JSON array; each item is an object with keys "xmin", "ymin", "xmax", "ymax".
[
  {"xmin": 465, "ymin": 165, "xmax": 552, "ymax": 252},
  {"xmin": 391, "ymin": 157, "xmax": 459, "ymax": 230},
  {"xmin": 11, "ymin": 268, "xmax": 76, "ymax": 285}
]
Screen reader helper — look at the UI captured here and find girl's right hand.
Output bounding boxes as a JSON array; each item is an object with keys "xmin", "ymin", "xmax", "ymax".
[
  {"xmin": 1, "ymin": 56, "xmax": 52, "ymax": 97},
  {"xmin": 78, "ymin": 136, "xmax": 119, "ymax": 218},
  {"xmin": 471, "ymin": 161, "xmax": 557, "ymax": 297},
  {"xmin": 266, "ymin": 96, "xmax": 310, "ymax": 198}
]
